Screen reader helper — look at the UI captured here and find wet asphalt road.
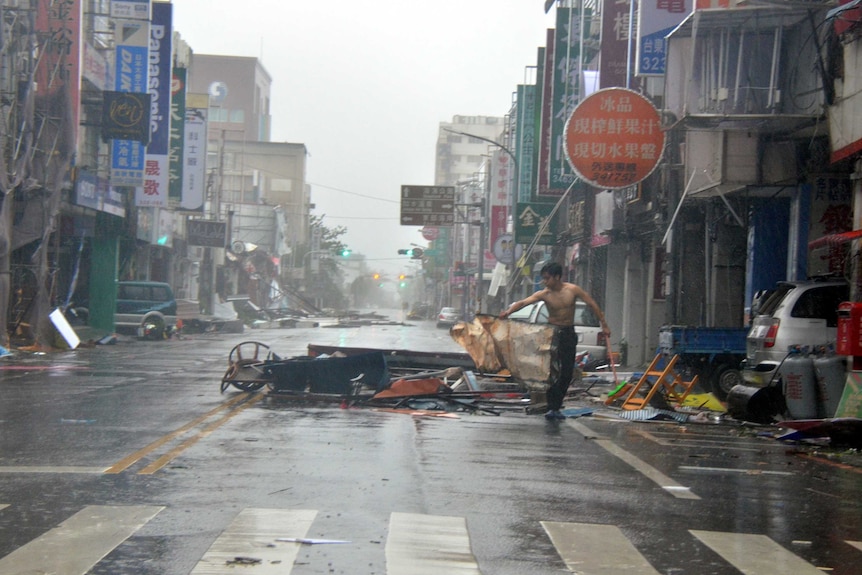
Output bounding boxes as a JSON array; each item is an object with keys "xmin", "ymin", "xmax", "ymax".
[{"xmin": 0, "ymin": 311, "xmax": 860, "ymax": 575}]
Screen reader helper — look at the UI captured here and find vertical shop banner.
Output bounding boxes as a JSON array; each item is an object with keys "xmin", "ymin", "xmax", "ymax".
[
  {"xmin": 601, "ymin": 0, "xmax": 637, "ymax": 88},
  {"xmin": 139, "ymin": 1, "xmax": 172, "ymax": 208},
  {"xmin": 489, "ymin": 150, "xmax": 511, "ymax": 263},
  {"xmin": 531, "ymin": 46, "xmax": 545, "ymax": 203},
  {"xmin": 637, "ymin": 0, "xmax": 692, "ymax": 75},
  {"xmin": 83, "ymin": 41, "xmax": 111, "ymax": 91},
  {"xmin": 515, "ymin": 84, "xmax": 536, "ymax": 203},
  {"xmin": 112, "ymin": 17, "xmax": 150, "ymax": 186},
  {"xmin": 536, "ymin": 30, "xmax": 556, "ymax": 200},
  {"xmin": 550, "ymin": 6, "xmax": 586, "ymax": 191},
  {"xmin": 182, "ymin": 93, "xmax": 209, "ymax": 212},
  {"xmin": 169, "ymin": 68, "xmax": 187, "ymax": 204},
  {"xmin": 156, "ymin": 208, "xmax": 174, "ymax": 247},
  {"xmin": 809, "ymin": 177, "xmax": 852, "ymax": 277},
  {"xmin": 34, "ymin": 0, "xmax": 82, "ymax": 150}
]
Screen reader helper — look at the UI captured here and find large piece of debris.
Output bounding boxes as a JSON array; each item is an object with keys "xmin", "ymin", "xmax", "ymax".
[{"xmin": 450, "ymin": 314, "xmax": 553, "ymax": 383}]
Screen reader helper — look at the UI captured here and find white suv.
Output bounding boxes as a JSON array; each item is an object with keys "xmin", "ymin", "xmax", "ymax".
[{"xmin": 743, "ymin": 278, "xmax": 848, "ymax": 386}]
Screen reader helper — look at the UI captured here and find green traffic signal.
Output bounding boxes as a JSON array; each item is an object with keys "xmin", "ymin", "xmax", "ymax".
[{"xmin": 341, "ymin": 249, "xmax": 351, "ymax": 257}]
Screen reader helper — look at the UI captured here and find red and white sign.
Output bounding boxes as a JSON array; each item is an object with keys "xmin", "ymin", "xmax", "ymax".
[
  {"xmin": 564, "ymin": 88, "xmax": 665, "ymax": 189},
  {"xmin": 421, "ymin": 227, "xmax": 439, "ymax": 241}
]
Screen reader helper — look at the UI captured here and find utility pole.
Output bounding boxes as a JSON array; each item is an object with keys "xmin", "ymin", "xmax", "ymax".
[{"xmin": 442, "ymin": 128, "xmax": 519, "ymax": 308}]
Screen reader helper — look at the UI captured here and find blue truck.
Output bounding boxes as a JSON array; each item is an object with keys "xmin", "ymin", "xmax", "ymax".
[{"xmin": 658, "ymin": 325, "xmax": 748, "ymax": 399}]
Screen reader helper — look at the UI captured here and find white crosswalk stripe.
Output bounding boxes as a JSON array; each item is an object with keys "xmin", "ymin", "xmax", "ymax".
[
  {"xmin": 542, "ymin": 521, "xmax": 663, "ymax": 574},
  {"xmin": 690, "ymin": 530, "xmax": 830, "ymax": 575},
  {"xmin": 189, "ymin": 508, "xmax": 317, "ymax": 574},
  {"xmin": 385, "ymin": 511, "xmax": 482, "ymax": 575},
  {"xmin": 0, "ymin": 505, "xmax": 859, "ymax": 573},
  {"xmin": 0, "ymin": 504, "xmax": 163, "ymax": 575}
]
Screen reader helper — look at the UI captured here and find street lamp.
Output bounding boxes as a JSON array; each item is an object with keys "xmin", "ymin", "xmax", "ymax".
[{"xmin": 302, "ymin": 249, "xmax": 332, "ymax": 266}]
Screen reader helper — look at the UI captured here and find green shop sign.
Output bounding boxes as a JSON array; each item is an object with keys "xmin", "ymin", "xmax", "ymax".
[{"xmin": 515, "ymin": 202, "xmax": 558, "ymax": 246}]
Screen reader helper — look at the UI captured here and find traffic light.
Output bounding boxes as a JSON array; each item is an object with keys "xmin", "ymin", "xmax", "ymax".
[
  {"xmin": 372, "ymin": 273, "xmax": 380, "ymax": 280},
  {"xmin": 340, "ymin": 248, "xmax": 351, "ymax": 257},
  {"xmin": 397, "ymin": 248, "xmax": 424, "ymax": 259},
  {"xmin": 399, "ymin": 274, "xmax": 406, "ymax": 280}
]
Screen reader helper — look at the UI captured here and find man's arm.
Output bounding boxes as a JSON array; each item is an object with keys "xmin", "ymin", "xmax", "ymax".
[
  {"xmin": 575, "ymin": 287, "xmax": 611, "ymax": 336},
  {"xmin": 499, "ymin": 291, "xmax": 543, "ymax": 319}
]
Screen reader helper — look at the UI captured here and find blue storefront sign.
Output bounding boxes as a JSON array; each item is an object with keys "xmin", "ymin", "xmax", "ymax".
[{"xmin": 111, "ymin": 17, "xmax": 149, "ymax": 187}]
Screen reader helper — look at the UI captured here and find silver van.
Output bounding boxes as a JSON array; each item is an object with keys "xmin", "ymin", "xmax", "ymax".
[
  {"xmin": 114, "ymin": 281, "xmax": 177, "ymax": 339},
  {"xmin": 743, "ymin": 278, "xmax": 848, "ymax": 386}
]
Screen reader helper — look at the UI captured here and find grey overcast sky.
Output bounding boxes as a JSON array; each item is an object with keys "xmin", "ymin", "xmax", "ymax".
[{"xmin": 173, "ymin": 0, "xmax": 556, "ymax": 277}]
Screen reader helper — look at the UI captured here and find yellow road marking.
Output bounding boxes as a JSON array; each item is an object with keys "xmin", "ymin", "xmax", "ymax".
[
  {"xmin": 105, "ymin": 393, "xmax": 256, "ymax": 474},
  {"xmin": 138, "ymin": 394, "xmax": 264, "ymax": 474}
]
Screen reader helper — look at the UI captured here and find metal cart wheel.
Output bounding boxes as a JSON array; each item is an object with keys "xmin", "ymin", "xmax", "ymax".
[{"xmin": 220, "ymin": 341, "xmax": 274, "ymax": 393}]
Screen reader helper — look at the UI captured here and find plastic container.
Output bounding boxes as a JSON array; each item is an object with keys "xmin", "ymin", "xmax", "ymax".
[
  {"xmin": 780, "ymin": 354, "xmax": 818, "ymax": 419},
  {"xmin": 726, "ymin": 384, "xmax": 785, "ymax": 424},
  {"xmin": 813, "ymin": 355, "xmax": 847, "ymax": 418}
]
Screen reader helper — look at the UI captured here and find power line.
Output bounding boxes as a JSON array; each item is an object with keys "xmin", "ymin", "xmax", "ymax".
[
  {"xmin": 308, "ymin": 181, "xmax": 399, "ymax": 204},
  {"xmin": 321, "ymin": 215, "xmax": 399, "ymax": 221}
]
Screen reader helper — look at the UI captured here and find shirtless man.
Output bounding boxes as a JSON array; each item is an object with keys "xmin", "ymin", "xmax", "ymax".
[{"xmin": 499, "ymin": 261, "xmax": 611, "ymax": 419}]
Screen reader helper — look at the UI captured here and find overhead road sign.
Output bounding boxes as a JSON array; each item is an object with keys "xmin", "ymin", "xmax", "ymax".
[{"xmin": 400, "ymin": 185, "xmax": 455, "ymax": 226}]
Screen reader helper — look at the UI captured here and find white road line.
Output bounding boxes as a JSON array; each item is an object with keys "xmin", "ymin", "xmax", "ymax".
[
  {"xmin": 0, "ymin": 466, "xmax": 108, "ymax": 474},
  {"xmin": 568, "ymin": 419, "xmax": 701, "ymax": 499},
  {"xmin": 566, "ymin": 419, "xmax": 608, "ymax": 439},
  {"xmin": 542, "ymin": 521, "xmax": 662, "ymax": 574},
  {"xmin": 690, "ymin": 530, "xmax": 825, "ymax": 575},
  {"xmin": 848, "ymin": 540, "xmax": 862, "ymax": 553},
  {"xmin": 0, "ymin": 504, "xmax": 162, "ymax": 575},
  {"xmin": 632, "ymin": 429, "xmax": 781, "ymax": 452},
  {"xmin": 386, "ymin": 511, "xmax": 482, "ymax": 575},
  {"xmin": 596, "ymin": 440, "xmax": 699, "ymax": 498},
  {"xmin": 190, "ymin": 508, "xmax": 317, "ymax": 574},
  {"xmin": 678, "ymin": 465, "xmax": 794, "ymax": 476}
]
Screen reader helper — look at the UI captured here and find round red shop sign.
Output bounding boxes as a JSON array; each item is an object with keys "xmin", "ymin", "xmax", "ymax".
[{"xmin": 564, "ymin": 88, "xmax": 665, "ymax": 190}]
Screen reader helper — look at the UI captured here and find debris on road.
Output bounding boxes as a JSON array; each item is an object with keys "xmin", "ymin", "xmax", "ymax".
[
  {"xmin": 225, "ymin": 556, "xmax": 262, "ymax": 565},
  {"xmin": 275, "ymin": 538, "xmax": 351, "ymax": 545},
  {"xmin": 218, "ymin": 340, "xmax": 525, "ymax": 416},
  {"xmin": 775, "ymin": 418, "xmax": 862, "ymax": 448}
]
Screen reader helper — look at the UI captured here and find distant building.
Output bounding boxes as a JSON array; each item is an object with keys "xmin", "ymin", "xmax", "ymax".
[
  {"xmin": 435, "ymin": 115, "xmax": 505, "ymax": 187},
  {"xmin": 188, "ymin": 54, "xmax": 272, "ymax": 142},
  {"xmin": 188, "ymin": 54, "xmax": 311, "ymax": 300}
]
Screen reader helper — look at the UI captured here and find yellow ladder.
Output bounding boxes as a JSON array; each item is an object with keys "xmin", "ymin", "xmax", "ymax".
[{"xmin": 619, "ymin": 354, "xmax": 699, "ymax": 411}]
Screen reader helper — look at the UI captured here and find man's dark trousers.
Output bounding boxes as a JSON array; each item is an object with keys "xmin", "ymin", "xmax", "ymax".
[{"xmin": 547, "ymin": 325, "xmax": 577, "ymax": 411}]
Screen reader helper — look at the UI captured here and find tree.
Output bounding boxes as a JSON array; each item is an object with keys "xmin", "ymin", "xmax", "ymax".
[{"xmin": 300, "ymin": 216, "xmax": 350, "ymax": 310}]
